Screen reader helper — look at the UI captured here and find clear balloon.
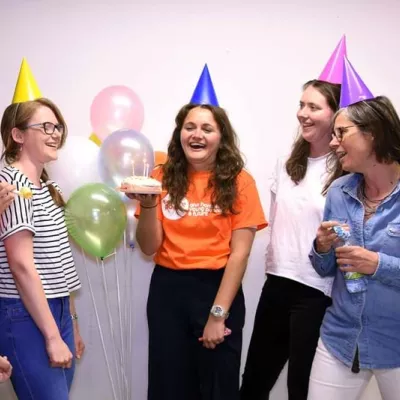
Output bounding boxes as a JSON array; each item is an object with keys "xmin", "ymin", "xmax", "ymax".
[
  {"xmin": 47, "ymin": 136, "xmax": 100, "ymax": 200},
  {"xmin": 98, "ymin": 129, "xmax": 155, "ymax": 192},
  {"xmin": 65, "ymin": 183, "xmax": 127, "ymax": 259},
  {"xmin": 90, "ymin": 86, "xmax": 144, "ymax": 141}
]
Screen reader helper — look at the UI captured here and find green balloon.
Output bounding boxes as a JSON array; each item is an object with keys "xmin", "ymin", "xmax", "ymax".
[{"xmin": 65, "ymin": 183, "xmax": 127, "ymax": 259}]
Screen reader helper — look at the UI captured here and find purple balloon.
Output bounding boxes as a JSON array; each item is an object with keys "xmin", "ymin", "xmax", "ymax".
[{"xmin": 90, "ymin": 86, "xmax": 144, "ymax": 141}]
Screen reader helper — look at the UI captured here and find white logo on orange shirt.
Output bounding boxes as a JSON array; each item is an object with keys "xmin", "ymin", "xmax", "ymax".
[
  {"xmin": 161, "ymin": 194, "xmax": 189, "ymax": 220},
  {"xmin": 161, "ymin": 195, "xmax": 222, "ymax": 220},
  {"xmin": 188, "ymin": 202, "xmax": 222, "ymax": 217}
]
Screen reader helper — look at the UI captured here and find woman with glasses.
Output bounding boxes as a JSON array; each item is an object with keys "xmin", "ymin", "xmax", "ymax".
[
  {"xmin": 240, "ymin": 79, "xmax": 342, "ymax": 400},
  {"xmin": 0, "ymin": 98, "xmax": 84, "ymax": 400},
  {"xmin": 309, "ymin": 96, "xmax": 400, "ymax": 399}
]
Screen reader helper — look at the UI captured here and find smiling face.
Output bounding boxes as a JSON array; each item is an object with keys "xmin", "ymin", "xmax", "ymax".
[
  {"xmin": 180, "ymin": 106, "xmax": 221, "ymax": 170},
  {"xmin": 12, "ymin": 105, "xmax": 64, "ymax": 165},
  {"xmin": 330, "ymin": 111, "xmax": 375, "ymax": 173},
  {"xmin": 297, "ymin": 85, "xmax": 336, "ymax": 148}
]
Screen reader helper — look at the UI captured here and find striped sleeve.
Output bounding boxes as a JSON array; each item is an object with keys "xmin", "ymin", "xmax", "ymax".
[{"xmin": 0, "ymin": 175, "xmax": 35, "ymax": 240}]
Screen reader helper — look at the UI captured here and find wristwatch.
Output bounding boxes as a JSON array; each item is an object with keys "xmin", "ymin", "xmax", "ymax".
[{"xmin": 210, "ymin": 305, "xmax": 229, "ymax": 319}]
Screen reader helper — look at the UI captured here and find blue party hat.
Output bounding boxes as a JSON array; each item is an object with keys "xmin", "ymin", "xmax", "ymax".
[{"xmin": 190, "ymin": 64, "xmax": 219, "ymax": 106}]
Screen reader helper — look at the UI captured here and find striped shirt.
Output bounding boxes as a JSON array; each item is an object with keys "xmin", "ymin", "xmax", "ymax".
[{"xmin": 0, "ymin": 166, "xmax": 81, "ymax": 298}]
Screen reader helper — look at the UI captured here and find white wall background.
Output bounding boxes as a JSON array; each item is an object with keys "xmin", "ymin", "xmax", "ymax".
[{"xmin": 0, "ymin": 0, "xmax": 397, "ymax": 398}]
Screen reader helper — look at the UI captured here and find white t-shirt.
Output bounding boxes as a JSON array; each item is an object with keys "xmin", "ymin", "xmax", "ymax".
[
  {"xmin": 265, "ymin": 154, "xmax": 334, "ymax": 296},
  {"xmin": 0, "ymin": 166, "xmax": 81, "ymax": 298}
]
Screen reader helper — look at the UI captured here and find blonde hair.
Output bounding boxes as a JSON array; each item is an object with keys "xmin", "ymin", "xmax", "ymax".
[{"xmin": 1, "ymin": 98, "xmax": 68, "ymax": 207}]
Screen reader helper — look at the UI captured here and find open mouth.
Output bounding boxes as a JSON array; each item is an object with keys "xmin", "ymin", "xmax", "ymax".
[
  {"xmin": 337, "ymin": 151, "xmax": 347, "ymax": 161},
  {"xmin": 189, "ymin": 143, "xmax": 206, "ymax": 150}
]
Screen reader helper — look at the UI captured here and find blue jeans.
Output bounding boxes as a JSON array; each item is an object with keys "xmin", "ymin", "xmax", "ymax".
[{"xmin": 0, "ymin": 296, "xmax": 75, "ymax": 400}]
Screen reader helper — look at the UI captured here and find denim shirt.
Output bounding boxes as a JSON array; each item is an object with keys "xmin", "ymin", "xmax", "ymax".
[{"xmin": 309, "ymin": 173, "xmax": 400, "ymax": 369}]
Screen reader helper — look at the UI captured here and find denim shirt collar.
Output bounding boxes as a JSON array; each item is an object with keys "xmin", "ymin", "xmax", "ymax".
[{"xmin": 340, "ymin": 173, "xmax": 400, "ymax": 204}]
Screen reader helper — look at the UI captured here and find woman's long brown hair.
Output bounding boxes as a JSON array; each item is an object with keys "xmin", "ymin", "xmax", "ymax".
[
  {"xmin": 162, "ymin": 104, "xmax": 244, "ymax": 214},
  {"xmin": 285, "ymin": 80, "xmax": 341, "ymax": 188}
]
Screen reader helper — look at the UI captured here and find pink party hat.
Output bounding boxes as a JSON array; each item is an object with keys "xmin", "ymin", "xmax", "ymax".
[
  {"xmin": 319, "ymin": 35, "xmax": 347, "ymax": 84},
  {"xmin": 340, "ymin": 56, "xmax": 374, "ymax": 108}
]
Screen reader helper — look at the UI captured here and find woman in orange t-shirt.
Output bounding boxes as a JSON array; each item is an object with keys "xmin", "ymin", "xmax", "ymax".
[{"xmin": 131, "ymin": 103, "xmax": 267, "ymax": 400}]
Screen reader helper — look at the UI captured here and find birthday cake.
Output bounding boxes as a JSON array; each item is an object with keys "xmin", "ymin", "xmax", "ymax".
[{"xmin": 120, "ymin": 176, "xmax": 162, "ymax": 195}]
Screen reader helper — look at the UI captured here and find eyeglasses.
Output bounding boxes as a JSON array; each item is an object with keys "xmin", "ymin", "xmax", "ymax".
[
  {"xmin": 23, "ymin": 122, "xmax": 65, "ymax": 136},
  {"xmin": 332, "ymin": 125, "xmax": 359, "ymax": 142}
]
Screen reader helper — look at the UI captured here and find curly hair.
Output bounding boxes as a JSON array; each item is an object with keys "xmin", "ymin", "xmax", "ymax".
[{"xmin": 162, "ymin": 103, "xmax": 244, "ymax": 215}]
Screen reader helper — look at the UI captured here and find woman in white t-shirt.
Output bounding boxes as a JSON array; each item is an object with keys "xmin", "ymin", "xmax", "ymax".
[
  {"xmin": 240, "ymin": 80, "xmax": 342, "ymax": 400},
  {"xmin": 0, "ymin": 98, "xmax": 84, "ymax": 399}
]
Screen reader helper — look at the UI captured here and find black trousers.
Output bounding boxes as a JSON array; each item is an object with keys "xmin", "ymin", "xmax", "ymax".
[
  {"xmin": 240, "ymin": 274, "xmax": 331, "ymax": 400},
  {"xmin": 147, "ymin": 265, "xmax": 245, "ymax": 400}
]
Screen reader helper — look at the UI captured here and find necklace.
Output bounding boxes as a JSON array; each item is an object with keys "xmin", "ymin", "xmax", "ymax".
[{"xmin": 358, "ymin": 178, "xmax": 398, "ymax": 219}]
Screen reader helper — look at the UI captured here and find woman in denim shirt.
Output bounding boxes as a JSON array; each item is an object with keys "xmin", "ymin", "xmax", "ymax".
[{"xmin": 309, "ymin": 96, "xmax": 400, "ymax": 399}]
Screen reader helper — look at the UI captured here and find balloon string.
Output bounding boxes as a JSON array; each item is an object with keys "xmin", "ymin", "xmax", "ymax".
[
  {"xmin": 82, "ymin": 249, "xmax": 117, "ymax": 400},
  {"xmin": 101, "ymin": 251, "xmax": 117, "ymax": 260},
  {"xmin": 128, "ymin": 247, "xmax": 134, "ymax": 400},
  {"xmin": 123, "ymin": 232, "xmax": 132, "ymax": 400},
  {"xmin": 99, "ymin": 258, "xmax": 123, "ymax": 400},
  {"xmin": 121, "ymin": 232, "xmax": 128, "ymax": 399},
  {"xmin": 122, "ymin": 233, "xmax": 127, "ymax": 400},
  {"xmin": 113, "ymin": 249, "xmax": 129, "ymax": 399}
]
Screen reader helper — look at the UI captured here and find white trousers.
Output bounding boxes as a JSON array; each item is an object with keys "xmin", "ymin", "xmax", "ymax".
[{"xmin": 308, "ymin": 338, "xmax": 400, "ymax": 400}]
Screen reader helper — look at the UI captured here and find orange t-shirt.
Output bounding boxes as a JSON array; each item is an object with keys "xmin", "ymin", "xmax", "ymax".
[{"xmin": 136, "ymin": 168, "xmax": 267, "ymax": 270}]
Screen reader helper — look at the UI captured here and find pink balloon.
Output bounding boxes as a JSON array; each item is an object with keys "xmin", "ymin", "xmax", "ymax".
[{"xmin": 90, "ymin": 85, "xmax": 145, "ymax": 140}]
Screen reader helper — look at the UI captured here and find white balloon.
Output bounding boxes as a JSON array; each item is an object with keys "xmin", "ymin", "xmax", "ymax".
[{"xmin": 47, "ymin": 136, "xmax": 100, "ymax": 200}]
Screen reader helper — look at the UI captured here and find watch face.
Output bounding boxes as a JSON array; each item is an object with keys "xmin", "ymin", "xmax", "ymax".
[{"xmin": 212, "ymin": 305, "xmax": 224, "ymax": 317}]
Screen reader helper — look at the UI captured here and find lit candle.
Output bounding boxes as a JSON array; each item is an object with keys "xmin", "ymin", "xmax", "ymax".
[
  {"xmin": 143, "ymin": 156, "xmax": 147, "ymax": 177},
  {"xmin": 131, "ymin": 160, "xmax": 135, "ymax": 176}
]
